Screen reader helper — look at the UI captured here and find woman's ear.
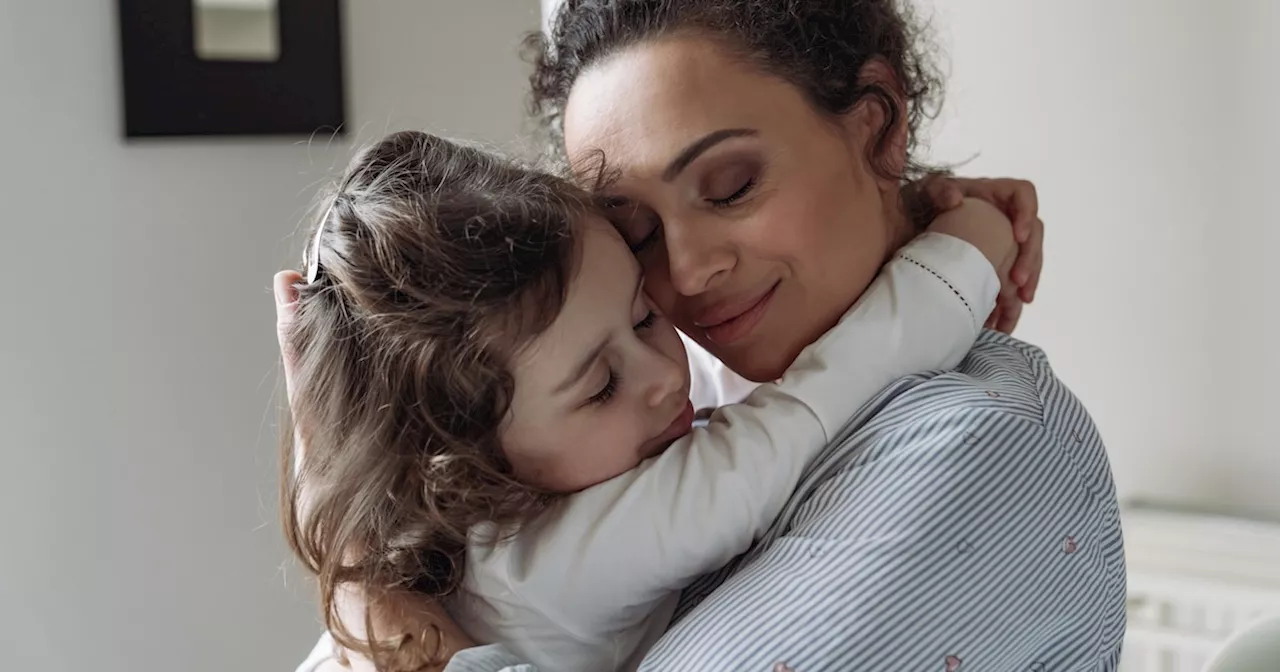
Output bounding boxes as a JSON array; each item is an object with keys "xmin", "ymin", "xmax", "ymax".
[{"xmin": 840, "ymin": 58, "xmax": 909, "ymax": 182}]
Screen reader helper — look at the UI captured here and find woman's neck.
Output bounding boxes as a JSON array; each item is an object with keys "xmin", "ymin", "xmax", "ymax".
[{"xmin": 881, "ymin": 186, "xmax": 917, "ymax": 264}]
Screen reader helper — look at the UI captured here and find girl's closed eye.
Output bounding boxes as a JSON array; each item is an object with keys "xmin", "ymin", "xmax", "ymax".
[
  {"xmin": 586, "ymin": 311, "xmax": 659, "ymax": 406},
  {"xmin": 589, "ymin": 371, "xmax": 618, "ymax": 406}
]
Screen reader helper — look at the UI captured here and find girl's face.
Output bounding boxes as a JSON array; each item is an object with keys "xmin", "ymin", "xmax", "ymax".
[
  {"xmin": 500, "ymin": 217, "xmax": 693, "ymax": 493},
  {"xmin": 563, "ymin": 35, "xmax": 910, "ymax": 382}
]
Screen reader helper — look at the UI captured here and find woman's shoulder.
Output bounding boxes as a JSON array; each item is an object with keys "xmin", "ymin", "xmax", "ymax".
[
  {"xmin": 854, "ymin": 330, "xmax": 1053, "ymax": 432},
  {"xmin": 832, "ymin": 330, "xmax": 1114, "ymax": 500}
]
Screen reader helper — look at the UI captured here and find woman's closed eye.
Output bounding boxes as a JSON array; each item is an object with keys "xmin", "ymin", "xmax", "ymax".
[
  {"xmin": 618, "ymin": 209, "xmax": 661, "ymax": 254},
  {"xmin": 587, "ymin": 311, "xmax": 658, "ymax": 406},
  {"xmin": 634, "ymin": 310, "xmax": 657, "ymax": 330},
  {"xmin": 704, "ymin": 162, "xmax": 759, "ymax": 209},
  {"xmin": 707, "ymin": 177, "xmax": 756, "ymax": 208},
  {"xmin": 630, "ymin": 226, "xmax": 661, "ymax": 254}
]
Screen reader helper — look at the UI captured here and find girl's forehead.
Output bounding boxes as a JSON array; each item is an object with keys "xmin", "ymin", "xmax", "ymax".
[{"xmin": 513, "ymin": 221, "xmax": 638, "ymax": 370}]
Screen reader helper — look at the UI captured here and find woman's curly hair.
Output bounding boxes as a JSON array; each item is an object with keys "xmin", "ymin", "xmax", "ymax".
[
  {"xmin": 281, "ymin": 130, "xmax": 589, "ymax": 669},
  {"xmin": 527, "ymin": 0, "xmax": 944, "ymax": 182}
]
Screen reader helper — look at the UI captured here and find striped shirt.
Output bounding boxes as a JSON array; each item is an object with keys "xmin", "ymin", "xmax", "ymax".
[{"xmin": 447, "ymin": 330, "xmax": 1126, "ymax": 671}]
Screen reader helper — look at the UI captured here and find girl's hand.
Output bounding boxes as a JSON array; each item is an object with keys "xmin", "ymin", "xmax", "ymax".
[
  {"xmin": 275, "ymin": 271, "xmax": 309, "ymax": 461},
  {"xmin": 274, "ymin": 270, "xmax": 305, "ymax": 406},
  {"xmin": 919, "ymin": 175, "xmax": 1044, "ymax": 334}
]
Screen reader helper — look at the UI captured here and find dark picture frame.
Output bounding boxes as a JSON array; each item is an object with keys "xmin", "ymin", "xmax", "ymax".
[{"xmin": 116, "ymin": 0, "xmax": 345, "ymax": 138}]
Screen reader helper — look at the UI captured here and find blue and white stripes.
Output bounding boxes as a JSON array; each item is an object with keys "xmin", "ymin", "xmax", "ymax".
[{"xmin": 448, "ymin": 331, "xmax": 1126, "ymax": 671}]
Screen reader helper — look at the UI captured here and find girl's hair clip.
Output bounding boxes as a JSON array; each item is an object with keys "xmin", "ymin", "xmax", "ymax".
[{"xmin": 306, "ymin": 200, "xmax": 337, "ymax": 284}]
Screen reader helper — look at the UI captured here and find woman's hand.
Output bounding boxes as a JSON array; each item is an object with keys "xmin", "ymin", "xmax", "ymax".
[{"xmin": 918, "ymin": 176, "xmax": 1044, "ymax": 334}]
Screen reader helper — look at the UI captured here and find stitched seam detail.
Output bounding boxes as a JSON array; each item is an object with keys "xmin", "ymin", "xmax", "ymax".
[{"xmin": 898, "ymin": 253, "xmax": 974, "ymax": 325}]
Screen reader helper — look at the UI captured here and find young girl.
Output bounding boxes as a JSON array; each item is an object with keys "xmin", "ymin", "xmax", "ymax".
[{"xmin": 283, "ymin": 130, "xmax": 1013, "ymax": 672}]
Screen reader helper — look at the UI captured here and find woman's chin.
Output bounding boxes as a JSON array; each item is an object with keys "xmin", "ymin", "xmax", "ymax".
[
  {"xmin": 705, "ymin": 322, "xmax": 805, "ymax": 381},
  {"xmin": 714, "ymin": 346, "xmax": 794, "ymax": 384}
]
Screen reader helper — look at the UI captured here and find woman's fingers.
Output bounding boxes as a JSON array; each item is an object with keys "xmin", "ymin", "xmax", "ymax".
[
  {"xmin": 995, "ymin": 296, "xmax": 1024, "ymax": 334},
  {"xmin": 1000, "ymin": 180, "xmax": 1039, "ymax": 244},
  {"xmin": 1012, "ymin": 217, "xmax": 1044, "ymax": 302},
  {"xmin": 274, "ymin": 270, "xmax": 304, "ymax": 400},
  {"xmin": 925, "ymin": 175, "xmax": 1043, "ymax": 327},
  {"xmin": 919, "ymin": 174, "xmax": 966, "ymax": 213}
]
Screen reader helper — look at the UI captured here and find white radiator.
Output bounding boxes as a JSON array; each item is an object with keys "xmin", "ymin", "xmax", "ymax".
[{"xmin": 1120, "ymin": 505, "xmax": 1280, "ymax": 671}]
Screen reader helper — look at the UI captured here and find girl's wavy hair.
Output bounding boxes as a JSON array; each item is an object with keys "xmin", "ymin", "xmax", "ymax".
[
  {"xmin": 527, "ymin": 0, "xmax": 945, "ymax": 186},
  {"xmin": 280, "ymin": 130, "xmax": 586, "ymax": 669}
]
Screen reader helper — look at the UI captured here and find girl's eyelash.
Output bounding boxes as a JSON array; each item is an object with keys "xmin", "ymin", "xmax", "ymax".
[
  {"xmin": 589, "ymin": 372, "xmax": 618, "ymax": 406},
  {"xmin": 709, "ymin": 178, "xmax": 756, "ymax": 208},
  {"xmin": 587, "ymin": 312, "xmax": 656, "ymax": 406}
]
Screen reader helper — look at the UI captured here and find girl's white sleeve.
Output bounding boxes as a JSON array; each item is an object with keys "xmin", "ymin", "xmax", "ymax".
[
  {"xmin": 457, "ymin": 232, "xmax": 1000, "ymax": 672},
  {"xmin": 295, "ymin": 632, "xmax": 335, "ymax": 672}
]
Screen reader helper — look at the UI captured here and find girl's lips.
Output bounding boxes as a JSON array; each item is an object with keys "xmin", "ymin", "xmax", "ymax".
[
  {"xmin": 701, "ymin": 283, "xmax": 778, "ymax": 346},
  {"xmin": 651, "ymin": 400, "xmax": 696, "ymax": 451}
]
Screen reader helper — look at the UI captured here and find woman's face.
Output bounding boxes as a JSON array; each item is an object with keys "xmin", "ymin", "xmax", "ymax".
[{"xmin": 563, "ymin": 35, "xmax": 909, "ymax": 382}]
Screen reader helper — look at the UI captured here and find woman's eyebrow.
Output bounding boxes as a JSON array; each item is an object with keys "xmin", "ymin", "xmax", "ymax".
[{"xmin": 662, "ymin": 128, "xmax": 758, "ymax": 182}]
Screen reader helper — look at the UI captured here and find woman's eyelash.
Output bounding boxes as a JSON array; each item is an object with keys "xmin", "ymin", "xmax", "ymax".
[
  {"xmin": 624, "ymin": 179, "xmax": 755, "ymax": 254},
  {"xmin": 709, "ymin": 178, "xmax": 756, "ymax": 208},
  {"xmin": 589, "ymin": 372, "xmax": 618, "ymax": 406},
  {"xmin": 630, "ymin": 227, "xmax": 660, "ymax": 254},
  {"xmin": 635, "ymin": 311, "xmax": 657, "ymax": 330},
  {"xmin": 630, "ymin": 228, "xmax": 660, "ymax": 254}
]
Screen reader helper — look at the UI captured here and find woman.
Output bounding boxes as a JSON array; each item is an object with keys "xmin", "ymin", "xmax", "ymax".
[{"xmin": 284, "ymin": 0, "xmax": 1123, "ymax": 669}]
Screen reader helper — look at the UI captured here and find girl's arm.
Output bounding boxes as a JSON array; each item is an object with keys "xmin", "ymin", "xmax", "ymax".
[
  {"xmin": 463, "ymin": 201, "xmax": 1014, "ymax": 670},
  {"xmin": 681, "ymin": 331, "xmax": 758, "ymax": 410}
]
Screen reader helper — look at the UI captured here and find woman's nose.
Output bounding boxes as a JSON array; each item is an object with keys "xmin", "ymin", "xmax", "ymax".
[{"xmin": 664, "ymin": 217, "xmax": 734, "ymax": 297}]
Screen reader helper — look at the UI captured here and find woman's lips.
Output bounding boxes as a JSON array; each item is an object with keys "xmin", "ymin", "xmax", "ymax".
[{"xmin": 699, "ymin": 283, "xmax": 778, "ymax": 346}]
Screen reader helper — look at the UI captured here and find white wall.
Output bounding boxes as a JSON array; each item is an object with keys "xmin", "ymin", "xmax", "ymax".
[
  {"xmin": 921, "ymin": 0, "xmax": 1279, "ymax": 517},
  {"xmin": 0, "ymin": 1, "xmax": 540, "ymax": 670}
]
